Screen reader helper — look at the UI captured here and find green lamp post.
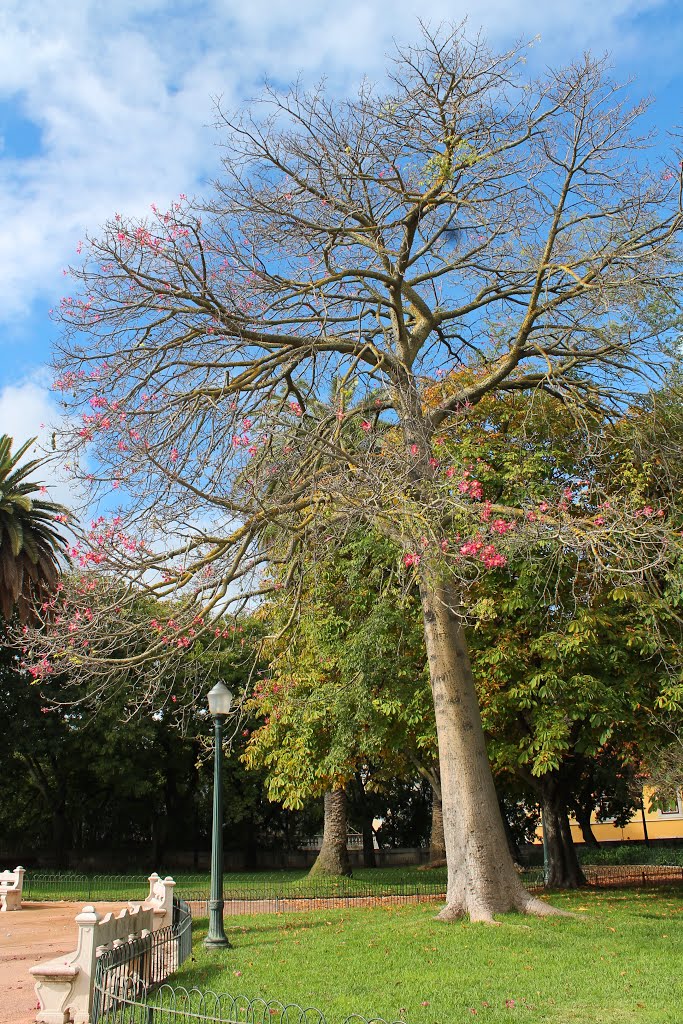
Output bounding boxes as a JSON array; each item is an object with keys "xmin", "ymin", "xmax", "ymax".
[{"xmin": 204, "ymin": 679, "xmax": 233, "ymax": 948}]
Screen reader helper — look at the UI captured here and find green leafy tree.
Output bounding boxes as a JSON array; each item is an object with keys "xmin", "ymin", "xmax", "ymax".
[{"xmin": 245, "ymin": 532, "xmax": 436, "ymax": 874}]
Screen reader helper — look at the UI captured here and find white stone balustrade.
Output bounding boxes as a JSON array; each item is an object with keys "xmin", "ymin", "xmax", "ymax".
[
  {"xmin": 129, "ymin": 871, "xmax": 176, "ymax": 928},
  {"xmin": 0, "ymin": 865, "xmax": 25, "ymax": 911},
  {"xmin": 30, "ymin": 872, "xmax": 176, "ymax": 1024}
]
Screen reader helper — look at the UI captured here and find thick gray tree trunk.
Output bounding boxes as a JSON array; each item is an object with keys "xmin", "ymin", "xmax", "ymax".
[
  {"xmin": 308, "ymin": 789, "xmax": 352, "ymax": 877},
  {"xmin": 420, "ymin": 576, "xmax": 558, "ymax": 921}
]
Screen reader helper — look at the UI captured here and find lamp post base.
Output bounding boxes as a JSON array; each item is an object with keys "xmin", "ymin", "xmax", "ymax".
[
  {"xmin": 204, "ymin": 934, "xmax": 232, "ymax": 949},
  {"xmin": 204, "ymin": 898, "xmax": 231, "ymax": 949}
]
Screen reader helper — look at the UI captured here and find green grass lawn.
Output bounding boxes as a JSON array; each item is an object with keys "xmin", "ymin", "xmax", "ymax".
[{"xmin": 172, "ymin": 888, "xmax": 683, "ymax": 1024}]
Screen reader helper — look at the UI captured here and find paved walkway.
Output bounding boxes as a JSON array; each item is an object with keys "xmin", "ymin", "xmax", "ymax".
[{"xmin": 0, "ymin": 901, "xmax": 127, "ymax": 1024}]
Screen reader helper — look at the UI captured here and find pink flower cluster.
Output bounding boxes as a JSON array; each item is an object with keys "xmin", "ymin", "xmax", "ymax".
[
  {"xmin": 459, "ymin": 536, "xmax": 507, "ymax": 569},
  {"xmin": 466, "ymin": 479, "xmax": 484, "ymax": 499}
]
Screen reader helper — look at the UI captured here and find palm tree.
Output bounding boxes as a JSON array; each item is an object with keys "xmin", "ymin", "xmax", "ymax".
[{"xmin": 0, "ymin": 435, "xmax": 69, "ymax": 621}]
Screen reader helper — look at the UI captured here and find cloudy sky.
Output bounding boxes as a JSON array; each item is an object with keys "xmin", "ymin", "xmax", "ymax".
[{"xmin": 1, "ymin": 0, "xmax": 682, "ymax": 473}]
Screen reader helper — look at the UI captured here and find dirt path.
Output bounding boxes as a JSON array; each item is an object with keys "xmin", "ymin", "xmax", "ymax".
[{"xmin": 0, "ymin": 901, "xmax": 127, "ymax": 1024}]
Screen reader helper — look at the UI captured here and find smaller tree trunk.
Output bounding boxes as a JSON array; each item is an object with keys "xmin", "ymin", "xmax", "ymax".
[
  {"xmin": 353, "ymin": 772, "xmax": 376, "ymax": 868},
  {"xmin": 541, "ymin": 782, "xmax": 586, "ymax": 889},
  {"xmin": 308, "ymin": 789, "xmax": 352, "ymax": 877},
  {"xmin": 575, "ymin": 807, "xmax": 600, "ymax": 848}
]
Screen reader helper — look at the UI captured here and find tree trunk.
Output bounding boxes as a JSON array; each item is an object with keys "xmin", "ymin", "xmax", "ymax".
[
  {"xmin": 353, "ymin": 772, "xmax": 377, "ymax": 869},
  {"xmin": 420, "ymin": 576, "xmax": 558, "ymax": 920},
  {"xmin": 541, "ymin": 780, "xmax": 586, "ymax": 888},
  {"xmin": 308, "ymin": 789, "xmax": 352, "ymax": 877},
  {"xmin": 429, "ymin": 785, "xmax": 446, "ymax": 867},
  {"xmin": 576, "ymin": 808, "xmax": 600, "ymax": 848}
]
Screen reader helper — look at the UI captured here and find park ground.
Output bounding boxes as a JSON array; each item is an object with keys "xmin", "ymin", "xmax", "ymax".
[
  {"xmin": 178, "ymin": 889, "xmax": 683, "ymax": 1024},
  {"xmin": 3, "ymin": 878, "xmax": 682, "ymax": 1024},
  {"xmin": 0, "ymin": 902, "xmax": 128, "ymax": 1024}
]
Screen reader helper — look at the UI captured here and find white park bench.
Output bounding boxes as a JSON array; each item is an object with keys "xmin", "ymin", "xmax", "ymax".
[
  {"xmin": 30, "ymin": 872, "xmax": 176, "ymax": 1024},
  {"xmin": 0, "ymin": 865, "xmax": 25, "ymax": 911}
]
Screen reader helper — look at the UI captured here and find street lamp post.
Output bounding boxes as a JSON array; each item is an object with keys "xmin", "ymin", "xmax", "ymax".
[{"xmin": 204, "ymin": 680, "xmax": 233, "ymax": 949}]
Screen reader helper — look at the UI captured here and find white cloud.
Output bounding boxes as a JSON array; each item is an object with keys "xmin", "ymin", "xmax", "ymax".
[
  {"xmin": 0, "ymin": 0, "xmax": 679, "ymax": 333},
  {"xmin": 0, "ymin": 375, "xmax": 79, "ymax": 510}
]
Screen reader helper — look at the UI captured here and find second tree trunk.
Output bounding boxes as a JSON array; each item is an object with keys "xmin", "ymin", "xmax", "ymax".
[{"xmin": 309, "ymin": 788, "xmax": 352, "ymax": 877}]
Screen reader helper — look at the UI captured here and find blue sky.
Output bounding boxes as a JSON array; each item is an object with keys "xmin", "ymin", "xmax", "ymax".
[{"xmin": 1, "ymin": 0, "xmax": 683, "ymax": 498}]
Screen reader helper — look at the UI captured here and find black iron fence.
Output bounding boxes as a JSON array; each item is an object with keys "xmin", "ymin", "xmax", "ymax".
[
  {"xmin": 582, "ymin": 863, "xmax": 683, "ymax": 887},
  {"xmin": 22, "ymin": 864, "xmax": 683, "ymax": 910},
  {"xmin": 24, "ymin": 873, "xmax": 155, "ymax": 902},
  {"xmin": 92, "ymin": 896, "xmax": 192, "ymax": 1023}
]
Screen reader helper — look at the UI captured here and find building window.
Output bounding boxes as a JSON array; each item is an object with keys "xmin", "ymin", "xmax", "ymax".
[{"xmin": 658, "ymin": 791, "xmax": 683, "ymax": 817}]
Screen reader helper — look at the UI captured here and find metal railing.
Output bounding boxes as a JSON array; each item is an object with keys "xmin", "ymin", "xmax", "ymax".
[
  {"xmin": 92, "ymin": 979, "xmax": 407, "ymax": 1024},
  {"xmin": 23, "ymin": 864, "xmax": 683, "ymax": 910},
  {"xmin": 92, "ymin": 896, "xmax": 192, "ymax": 1023},
  {"xmin": 24, "ymin": 873, "xmax": 154, "ymax": 902}
]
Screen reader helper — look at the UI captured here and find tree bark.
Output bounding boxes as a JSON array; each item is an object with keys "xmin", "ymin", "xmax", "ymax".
[
  {"xmin": 541, "ymin": 780, "xmax": 586, "ymax": 888},
  {"xmin": 420, "ymin": 576, "xmax": 558, "ymax": 920},
  {"xmin": 308, "ymin": 789, "xmax": 352, "ymax": 877},
  {"xmin": 575, "ymin": 808, "xmax": 600, "ymax": 848},
  {"xmin": 429, "ymin": 783, "xmax": 446, "ymax": 867}
]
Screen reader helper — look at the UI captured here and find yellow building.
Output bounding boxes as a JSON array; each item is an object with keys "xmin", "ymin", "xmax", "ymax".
[{"xmin": 535, "ymin": 788, "xmax": 683, "ymax": 845}]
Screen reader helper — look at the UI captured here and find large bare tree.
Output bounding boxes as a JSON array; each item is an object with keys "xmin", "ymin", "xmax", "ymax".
[{"xmin": 28, "ymin": 25, "xmax": 683, "ymax": 920}]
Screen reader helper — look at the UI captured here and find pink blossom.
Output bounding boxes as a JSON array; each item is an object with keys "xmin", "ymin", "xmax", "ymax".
[
  {"xmin": 594, "ymin": 515, "xmax": 605, "ymax": 526},
  {"xmin": 360, "ymin": 420, "xmax": 372, "ymax": 432},
  {"xmin": 491, "ymin": 519, "xmax": 513, "ymax": 535},
  {"xmin": 445, "ymin": 466, "xmax": 456, "ymax": 478},
  {"xmin": 460, "ymin": 539, "xmax": 483, "ymax": 557},
  {"xmin": 170, "ymin": 448, "xmax": 179, "ymax": 462},
  {"xmin": 410, "ymin": 444, "xmax": 420, "ymax": 456},
  {"xmin": 289, "ymin": 401, "xmax": 303, "ymax": 416},
  {"xmin": 538, "ymin": 502, "xmax": 549, "ymax": 513},
  {"xmin": 403, "ymin": 552, "xmax": 421, "ymax": 567},
  {"xmin": 479, "ymin": 545, "xmax": 507, "ymax": 569}
]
